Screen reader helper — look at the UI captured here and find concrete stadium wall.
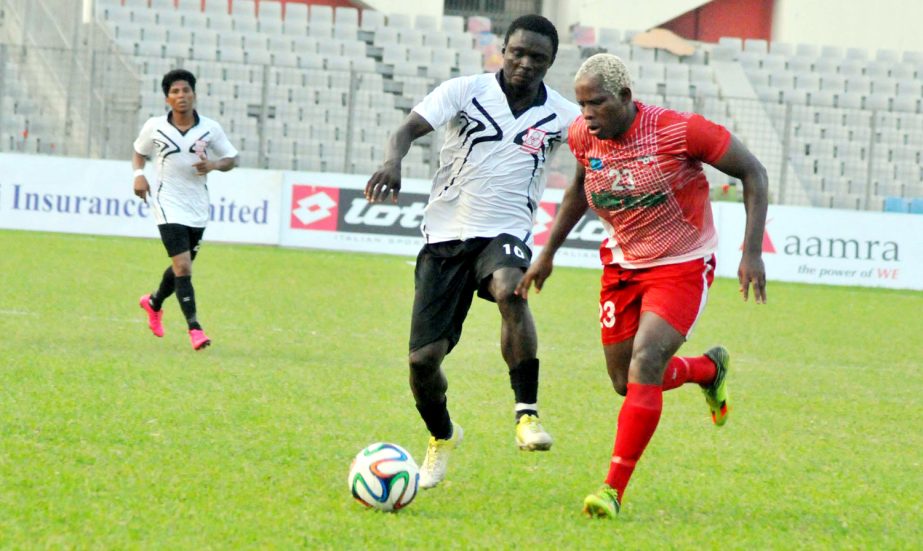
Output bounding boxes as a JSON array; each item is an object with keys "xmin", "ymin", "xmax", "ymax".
[
  {"xmin": 543, "ymin": 0, "xmax": 710, "ymax": 36},
  {"xmin": 773, "ymin": 0, "xmax": 923, "ymax": 53}
]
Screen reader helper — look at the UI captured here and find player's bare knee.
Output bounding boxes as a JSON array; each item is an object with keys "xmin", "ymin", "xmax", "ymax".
[
  {"xmin": 408, "ymin": 347, "xmax": 441, "ymax": 374},
  {"xmin": 631, "ymin": 346, "xmax": 670, "ymax": 381},
  {"xmin": 493, "ymin": 284, "xmax": 524, "ymax": 310},
  {"xmin": 613, "ymin": 380, "xmax": 628, "ymax": 396}
]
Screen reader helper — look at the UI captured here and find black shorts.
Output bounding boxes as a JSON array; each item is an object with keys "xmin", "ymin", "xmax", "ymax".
[
  {"xmin": 409, "ymin": 233, "xmax": 532, "ymax": 353},
  {"xmin": 158, "ymin": 223, "xmax": 205, "ymax": 258}
]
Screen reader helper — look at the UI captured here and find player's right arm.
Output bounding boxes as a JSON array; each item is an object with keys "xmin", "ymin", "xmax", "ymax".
[
  {"xmin": 132, "ymin": 118, "xmax": 155, "ymax": 204},
  {"xmin": 131, "ymin": 150, "xmax": 150, "ymax": 204},
  {"xmin": 516, "ymin": 163, "xmax": 589, "ymax": 298},
  {"xmin": 365, "ymin": 112, "xmax": 434, "ymax": 204}
]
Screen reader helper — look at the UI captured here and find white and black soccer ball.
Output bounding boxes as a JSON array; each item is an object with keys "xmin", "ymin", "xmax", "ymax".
[{"xmin": 348, "ymin": 442, "xmax": 419, "ymax": 512}]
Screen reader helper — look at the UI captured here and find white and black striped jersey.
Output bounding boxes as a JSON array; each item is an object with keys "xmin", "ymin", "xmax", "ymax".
[
  {"xmin": 133, "ymin": 111, "xmax": 238, "ymax": 227},
  {"xmin": 413, "ymin": 72, "xmax": 580, "ymax": 245}
]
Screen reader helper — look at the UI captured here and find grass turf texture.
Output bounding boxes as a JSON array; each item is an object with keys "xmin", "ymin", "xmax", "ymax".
[{"xmin": 1, "ymin": 229, "xmax": 920, "ymax": 549}]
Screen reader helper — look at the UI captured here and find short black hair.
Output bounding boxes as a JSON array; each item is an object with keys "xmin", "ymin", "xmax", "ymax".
[
  {"xmin": 161, "ymin": 69, "xmax": 196, "ymax": 96},
  {"xmin": 504, "ymin": 14, "xmax": 559, "ymax": 58}
]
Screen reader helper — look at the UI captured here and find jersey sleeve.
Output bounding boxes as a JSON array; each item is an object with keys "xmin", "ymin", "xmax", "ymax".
[
  {"xmin": 132, "ymin": 118, "xmax": 156, "ymax": 157},
  {"xmin": 412, "ymin": 76, "xmax": 469, "ymax": 130},
  {"xmin": 558, "ymin": 99, "xmax": 581, "ymax": 146},
  {"xmin": 685, "ymin": 113, "xmax": 731, "ymax": 164},
  {"xmin": 568, "ymin": 117, "xmax": 588, "ymax": 167},
  {"xmin": 207, "ymin": 123, "xmax": 239, "ymax": 159}
]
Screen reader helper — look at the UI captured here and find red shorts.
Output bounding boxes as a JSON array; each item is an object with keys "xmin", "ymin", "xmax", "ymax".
[{"xmin": 599, "ymin": 255, "xmax": 716, "ymax": 345}]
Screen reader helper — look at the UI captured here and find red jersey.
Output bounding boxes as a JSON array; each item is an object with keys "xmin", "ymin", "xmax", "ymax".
[{"xmin": 569, "ymin": 101, "xmax": 731, "ymax": 268}]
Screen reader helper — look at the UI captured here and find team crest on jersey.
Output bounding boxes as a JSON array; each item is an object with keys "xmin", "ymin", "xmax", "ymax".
[
  {"xmin": 520, "ymin": 127, "xmax": 547, "ymax": 154},
  {"xmin": 194, "ymin": 140, "xmax": 208, "ymax": 157},
  {"xmin": 589, "ymin": 157, "xmax": 603, "ymax": 170}
]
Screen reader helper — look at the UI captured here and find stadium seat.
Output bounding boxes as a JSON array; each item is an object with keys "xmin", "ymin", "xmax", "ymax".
[
  {"xmin": 422, "ymin": 30, "xmax": 448, "ymax": 49},
  {"xmin": 360, "ymin": 9, "xmax": 384, "ymax": 30},
  {"xmin": 207, "ymin": 14, "xmax": 234, "ymax": 32},
  {"xmin": 845, "ymin": 47, "xmax": 868, "ymax": 60},
  {"xmin": 876, "ymin": 48, "xmax": 900, "ymax": 62},
  {"xmin": 813, "ymin": 57, "xmax": 839, "ymax": 75},
  {"xmin": 893, "ymin": 96, "xmax": 919, "ymax": 114},
  {"xmin": 334, "ymin": 23, "xmax": 359, "ymax": 41},
  {"xmin": 414, "ymin": 14, "xmax": 438, "ymax": 31},
  {"xmin": 820, "ymin": 45, "xmax": 843, "ymax": 58},
  {"xmin": 769, "ymin": 41, "xmax": 794, "ymax": 56},
  {"xmin": 260, "ymin": 18, "xmax": 283, "ymax": 35},
  {"xmin": 334, "ymin": 6, "xmax": 358, "ymax": 26},
  {"xmin": 386, "ymin": 13, "xmax": 413, "ymax": 29},
  {"xmin": 304, "ymin": 22, "xmax": 331, "ymax": 38},
  {"xmin": 233, "ymin": 17, "xmax": 258, "ymax": 34},
  {"xmin": 441, "ymin": 15, "xmax": 464, "ymax": 34},
  {"xmin": 837, "ymin": 92, "xmax": 863, "ymax": 109},
  {"xmin": 258, "ymin": 1, "xmax": 282, "ymax": 21},
  {"xmin": 743, "ymin": 38, "xmax": 768, "ymax": 53},
  {"xmin": 795, "ymin": 43, "xmax": 819, "ymax": 57},
  {"xmin": 130, "ymin": 9, "xmax": 156, "ymax": 26},
  {"xmin": 157, "ymin": 10, "xmax": 183, "ymax": 28},
  {"xmin": 284, "ymin": 3, "xmax": 307, "ymax": 24},
  {"xmin": 902, "ymin": 51, "xmax": 923, "ymax": 64}
]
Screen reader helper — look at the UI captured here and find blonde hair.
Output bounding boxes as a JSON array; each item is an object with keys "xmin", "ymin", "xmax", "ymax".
[{"xmin": 575, "ymin": 53, "xmax": 632, "ymax": 97}]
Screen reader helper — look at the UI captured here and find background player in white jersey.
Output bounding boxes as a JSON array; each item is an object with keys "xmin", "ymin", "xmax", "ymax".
[
  {"xmin": 133, "ymin": 69, "xmax": 239, "ymax": 351},
  {"xmin": 517, "ymin": 54, "xmax": 768, "ymax": 517},
  {"xmin": 365, "ymin": 15, "xmax": 580, "ymax": 489}
]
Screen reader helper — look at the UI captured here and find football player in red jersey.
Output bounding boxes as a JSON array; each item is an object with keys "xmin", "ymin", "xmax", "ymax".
[{"xmin": 517, "ymin": 53, "xmax": 768, "ymax": 518}]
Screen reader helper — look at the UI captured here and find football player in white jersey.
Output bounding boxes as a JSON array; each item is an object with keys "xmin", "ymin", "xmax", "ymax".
[
  {"xmin": 132, "ymin": 69, "xmax": 239, "ymax": 350},
  {"xmin": 365, "ymin": 14, "xmax": 580, "ymax": 489}
]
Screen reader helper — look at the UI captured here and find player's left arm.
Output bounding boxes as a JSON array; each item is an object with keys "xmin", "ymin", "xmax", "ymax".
[
  {"xmin": 710, "ymin": 135, "xmax": 769, "ymax": 304},
  {"xmin": 195, "ymin": 124, "xmax": 240, "ymax": 175}
]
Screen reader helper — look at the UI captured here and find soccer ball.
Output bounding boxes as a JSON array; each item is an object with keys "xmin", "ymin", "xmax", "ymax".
[{"xmin": 348, "ymin": 442, "xmax": 419, "ymax": 512}]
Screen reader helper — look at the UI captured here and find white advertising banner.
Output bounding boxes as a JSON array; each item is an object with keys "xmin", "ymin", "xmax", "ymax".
[
  {"xmin": 2, "ymin": 153, "xmax": 920, "ymax": 291},
  {"xmin": 0, "ymin": 153, "xmax": 282, "ymax": 245},
  {"xmin": 715, "ymin": 203, "xmax": 923, "ymax": 290},
  {"xmin": 279, "ymin": 172, "xmax": 606, "ymax": 268}
]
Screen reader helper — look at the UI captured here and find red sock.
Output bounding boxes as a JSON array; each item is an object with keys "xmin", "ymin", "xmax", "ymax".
[
  {"xmin": 661, "ymin": 355, "xmax": 717, "ymax": 391},
  {"xmin": 605, "ymin": 383, "xmax": 663, "ymax": 502}
]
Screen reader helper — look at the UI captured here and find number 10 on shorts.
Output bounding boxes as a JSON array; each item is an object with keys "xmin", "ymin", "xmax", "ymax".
[{"xmin": 503, "ymin": 243, "xmax": 526, "ymax": 259}]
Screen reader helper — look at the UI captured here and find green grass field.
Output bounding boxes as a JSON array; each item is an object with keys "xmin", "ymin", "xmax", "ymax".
[{"xmin": 1, "ymin": 229, "xmax": 921, "ymax": 549}]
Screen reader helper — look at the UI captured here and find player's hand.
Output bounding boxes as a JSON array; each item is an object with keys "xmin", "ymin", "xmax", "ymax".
[
  {"xmin": 133, "ymin": 175, "xmax": 150, "ymax": 205},
  {"xmin": 515, "ymin": 255, "xmax": 554, "ymax": 299},
  {"xmin": 365, "ymin": 160, "xmax": 402, "ymax": 204},
  {"xmin": 193, "ymin": 154, "xmax": 212, "ymax": 176},
  {"xmin": 738, "ymin": 252, "xmax": 767, "ymax": 304}
]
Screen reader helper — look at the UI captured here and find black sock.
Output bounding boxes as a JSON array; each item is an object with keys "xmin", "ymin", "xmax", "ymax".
[
  {"xmin": 150, "ymin": 266, "xmax": 176, "ymax": 311},
  {"xmin": 174, "ymin": 275, "xmax": 201, "ymax": 330},
  {"xmin": 510, "ymin": 358, "xmax": 540, "ymax": 420},
  {"xmin": 416, "ymin": 397, "xmax": 452, "ymax": 440}
]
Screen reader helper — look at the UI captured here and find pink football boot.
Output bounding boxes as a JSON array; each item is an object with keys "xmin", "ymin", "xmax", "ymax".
[
  {"xmin": 189, "ymin": 329, "xmax": 211, "ymax": 350},
  {"xmin": 139, "ymin": 294, "xmax": 164, "ymax": 337}
]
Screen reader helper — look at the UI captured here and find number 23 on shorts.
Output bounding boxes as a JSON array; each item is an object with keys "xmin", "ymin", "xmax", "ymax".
[{"xmin": 599, "ymin": 300, "xmax": 616, "ymax": 328}]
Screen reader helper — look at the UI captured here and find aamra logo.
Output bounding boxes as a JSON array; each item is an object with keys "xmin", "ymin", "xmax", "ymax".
[
  {"xmin": 290, "ymin": 185, "xmax": 339, "ymax": 231},
  {"xmin": 589, "ymin": 158, "xmax": 603, "ymax": 170}
]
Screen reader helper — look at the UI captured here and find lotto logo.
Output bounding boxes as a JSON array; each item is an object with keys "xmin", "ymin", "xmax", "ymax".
[{"xmin": 290, "ymin": 185, "xmax": 339, "ymax": 230}]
